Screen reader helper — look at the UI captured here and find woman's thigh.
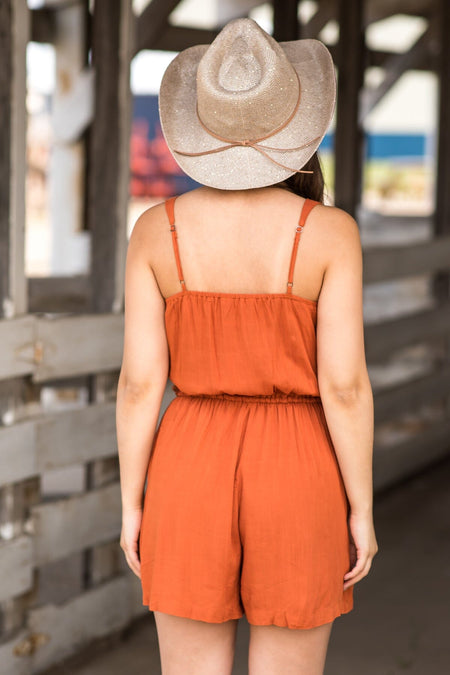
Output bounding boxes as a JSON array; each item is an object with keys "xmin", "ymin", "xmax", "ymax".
[
  {"xmin": 153, "ymin": 611, "xmax": 239, "ymax": 675},
  {"xmin": 248, "ymin": 620, "xmax": 334, "ymax": 675}
]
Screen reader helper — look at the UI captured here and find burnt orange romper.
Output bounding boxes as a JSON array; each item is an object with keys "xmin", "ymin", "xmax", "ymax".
[{"xmin": 139, "ymin": 196, "xmax": 354, "ymax": 629}]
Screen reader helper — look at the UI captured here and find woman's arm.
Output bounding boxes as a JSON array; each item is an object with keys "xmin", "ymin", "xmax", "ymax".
[
  {"xmin": 116, "ymin": 209, "xmax": 169, "ymax": 577},
  {"xmin": 316, "ymin": 207, "xmax": 378, "ymax": 590}
]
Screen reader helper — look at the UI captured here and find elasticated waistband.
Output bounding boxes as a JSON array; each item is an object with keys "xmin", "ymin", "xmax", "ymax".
[{"xmin": 174, "ymin": 390, "xmax": 321, "ymax": 405}]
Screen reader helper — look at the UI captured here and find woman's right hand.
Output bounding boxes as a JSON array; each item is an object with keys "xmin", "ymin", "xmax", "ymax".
[{"xmin": 343, "ymin": 510, "xmax": 378, "ymax": 590}]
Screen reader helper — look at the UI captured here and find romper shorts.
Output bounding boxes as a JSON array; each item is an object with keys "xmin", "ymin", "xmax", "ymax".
[{"xmin": 139, "ymin": 391, "xmax": 354, "ymax": 629}]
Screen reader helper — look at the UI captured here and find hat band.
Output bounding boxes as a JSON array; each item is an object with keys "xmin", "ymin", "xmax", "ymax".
[{"xmin": 172, "ymin": 71, "xmax": 320, "ymax": 174}]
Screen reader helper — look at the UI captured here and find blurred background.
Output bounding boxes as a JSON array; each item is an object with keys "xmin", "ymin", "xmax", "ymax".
[{"xmin": 1, "ymin": 0, "xmax": 450, "ymax": 673}]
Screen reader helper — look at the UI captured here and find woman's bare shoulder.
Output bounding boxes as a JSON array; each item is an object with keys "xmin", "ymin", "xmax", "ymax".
[
  {"xmin": 130, "ymin": 200, "xmax": 168, "ymax": 241},
  {"xmin": 312, "ymin": 203, "xmax": 361, "ymax": 256},
  {"xmin": 130, "ymin": 188, "xmax": 207, "ymax": 238}
]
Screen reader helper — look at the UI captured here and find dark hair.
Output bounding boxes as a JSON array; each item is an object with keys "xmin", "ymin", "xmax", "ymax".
[{"xmin": 273, "ymin": 151, "xmax": 325, "ymax": 203}]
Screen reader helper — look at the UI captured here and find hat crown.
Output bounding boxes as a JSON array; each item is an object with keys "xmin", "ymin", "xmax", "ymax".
[{"xmin": 196, "ymin": 18, "xmax": 299, "ymax": 141}]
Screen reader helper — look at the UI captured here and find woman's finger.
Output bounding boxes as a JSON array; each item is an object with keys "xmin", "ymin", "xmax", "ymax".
[
  {"xmin": 124, "ymin": 550, "xmax": 142, "ymax": 578},
  {"xmin": 343, "ymin": 550, "xmax": 369, "ymax": 579},
  {"xmin": 343, "ymin": 557, "xmax": 372, "ymax": 589}
]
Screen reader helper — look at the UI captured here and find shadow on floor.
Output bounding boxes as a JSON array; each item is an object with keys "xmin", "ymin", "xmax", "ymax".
[{"xmin": 68, "ymin": 455, "xmax": 450, "ymax": 675}]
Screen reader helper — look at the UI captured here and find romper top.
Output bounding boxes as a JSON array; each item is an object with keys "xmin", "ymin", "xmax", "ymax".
[{"xmin": 164, "ymin": 196, "xmax": 321, "ymax": 399}]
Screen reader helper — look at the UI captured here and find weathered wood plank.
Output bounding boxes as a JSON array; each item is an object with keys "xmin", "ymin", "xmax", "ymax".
[
  {"xmin": 0, "ymin": 628, "xmax": 30, "ymax": 675},
  {"xmin": 0, "ymin": 536, "xmax": 33, "ymax": 602},
  {"xmin": 0, "ymin": 313, "xmax": 123, "ymax": 382},
  {"xmin": 374, "ymin": 366, "xmax": 450, "ymax": 423},
  {"xmin": 0, "ymin": 402, "xmax": 119, "ymax": 485},
  {"xmin": 28, "ymin": 275, "xmax": 91, "ymax": 313},
  {"xmin": 363, "ymin": 235, "xmax": 450, "ymax": 284},
  {"xmin": 37, "ymin": 402, "xmax": 117, "ymax": 470},
  {"xmin": 374, "ymin": 420, "xmax": 450, "ymax": 492},
  {"xmin": 33, "ymin": 313, "xmax": 123, "ymax": 382},
  {"xmin": 27, "ymin": 575, "xmax": 139, "ymax": 672},
  {"xmin": 88, "ymin": 0, "xmax": 133, "ymax": 313},
  {"xmin": 0, "ymin": 315, "xmax": 36, "ymax": 380},
  {"xmin": 0, "ymin": 0, "xmax": 29, "ymax": 318},
  {"xmin": 32, "ymin": 482, "xmax": 121, "ymax": 565},
  {"xmin": 0, "ymin": 420, "xmax": 36, "ymax": 486},
  {"xmin": 365, "ymin": 302, "xmax": 450, "ymax": 362}
]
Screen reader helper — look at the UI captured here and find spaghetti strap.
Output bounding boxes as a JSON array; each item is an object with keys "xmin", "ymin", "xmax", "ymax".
[
  {"xmin": 165, "ymin": 196, "xmax": 187, "ymax": 292},
  {"xmin": 286, "ymin": 198, "xmax": 320, "ymax": 294}
]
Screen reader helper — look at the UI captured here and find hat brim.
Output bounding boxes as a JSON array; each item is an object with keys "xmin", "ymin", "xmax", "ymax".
[{"xmin": 158, "ymin": 39, "xmax": 336, "ymax": 190}]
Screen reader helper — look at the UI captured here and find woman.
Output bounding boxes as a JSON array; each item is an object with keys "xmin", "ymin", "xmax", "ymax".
[{"xmin": 116, "ymin": 17, "xmax": 378, "ymax": 675}]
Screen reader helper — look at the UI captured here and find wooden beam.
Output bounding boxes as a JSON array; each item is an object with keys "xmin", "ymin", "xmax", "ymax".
[
  {"xmin": 28, "ymin": 275, "xmax": 91, "ymax": 313},
  {"xmin": 26, "ymin": 576, "xmax": 143, "ymax": 671},
  {"xmin": 30, "ymin": 7, "xmax": 56, "ymax": 43},
  {"xmin": 88, "ymin": 0, "xmax": 133, "ymax": 313},
  {"xmin": 0, "ymin": 316, "xmax": 35, "ymax": 380},
  {"xmin": 0, "ymin": 0, "xmax": 29, "ymax": 318},
  {"xmin": 0, "ymin": 313, "xmax": 123, "ymax": 382},
  {"xmin": 360, "ymin": 25, "xmax": 432, "ymax": 122},
  {"xmin": 367, "ymin": 46, "xmax": 435, "ymax": 72},
  {"xmin": 364, "ymin": 301, "xmax": 450, "ymax": 362},
  {"xmin": 300, "ymin": 0, "xmax": 335, "ymax": 39},
  {"xmin": 136, "ymin": 0, "xmax": 182, "ymax": 53},
  {"xmin": 31, "ymin": 483, "xmax": 121, "ymax": 565},
  {"xmin": 0, "ymin": 419, "xmax": 36, "ymax": 485},
  {"xmin": 37, "ymin": 402, "xmax": 117, "ymax": 470},
  {"xmin": 0, "ymin": 536, "xmax": 33, "ymax": 603},
  {"xmin": 334, "ymin": 0, "xmax": 365, "ymax": 216},
  {"xmin": 366, "ymin": 0, "xmax": 433, "ymax": 26},
  {"xmin": 273, "ymin": 0, "xmax": 298, "ymax": 41},
  {"xmin": 33, "ymin": 313, "xmax": 124, "ymax": 382},
  {"xmin": 374, "ymin": 366, "xmax": 450, "ymax": 423},
  {"xmin": 373, "ymin": 420, "xmax": 450, "ymax": 492},
  {"xmin": 363, "ymin": 235, "xmax": 450, "ymax": 283},
  {"xmin": 151, "ymin": 24, "xmax": 219, "ymax": 52},
  {"xmin": 0, "ymin": 402, "xmax": 119, "ymax": 485}
]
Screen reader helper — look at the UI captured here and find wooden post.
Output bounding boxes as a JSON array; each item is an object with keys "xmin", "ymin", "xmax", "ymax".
[
  {"xmin": 87, "ymin": 0, "xmax": 134, "ymax": 314},
  {"xmin": 0, "ymin": 0, "xmax": 29, "ymax": 318},
  {"xmin": 49, "ymin": 1, "xmax": 90, "ymax": 277},
  {"xmin": 334, "ymin": 0, "xmax": 365, "ymax": 216},
  {"xmin": 434, "ymin": 0, "xmax": 450, "ymax": 416},
  {"xmin": 435, "ymin": 0, "xmax": 450, "ymax": 240},
  {"xmin": 86, "ymin": 0, "xmax": 134, "ymax": 591},
  {"xmin": 273, "ymin": 0, "xmax": 298, "ymax": 41}
]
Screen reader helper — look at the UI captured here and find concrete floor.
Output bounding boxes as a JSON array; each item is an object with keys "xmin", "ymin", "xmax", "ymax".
[{"xmin": 66, "ymin": 455, "xmax": 450, "ymax": 675}]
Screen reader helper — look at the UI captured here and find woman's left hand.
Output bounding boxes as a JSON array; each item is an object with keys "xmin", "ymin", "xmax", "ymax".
[{"xmin": 120, "ymin": 508, "xmax": 142, "ymax": 578}]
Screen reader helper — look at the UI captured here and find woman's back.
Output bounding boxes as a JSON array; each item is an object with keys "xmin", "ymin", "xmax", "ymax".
[
  {"xmin": 144, "ymin": 186, "xmax": 336, "ymax": 303},
  {"xmin": 161, "ymin": 189, "xmax": 322, "ymax": 397}
]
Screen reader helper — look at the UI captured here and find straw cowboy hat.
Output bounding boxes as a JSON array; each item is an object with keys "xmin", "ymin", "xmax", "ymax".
[{"xmin": 158, "ymin": 17, "xmax": 336, "ymax": 190}]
